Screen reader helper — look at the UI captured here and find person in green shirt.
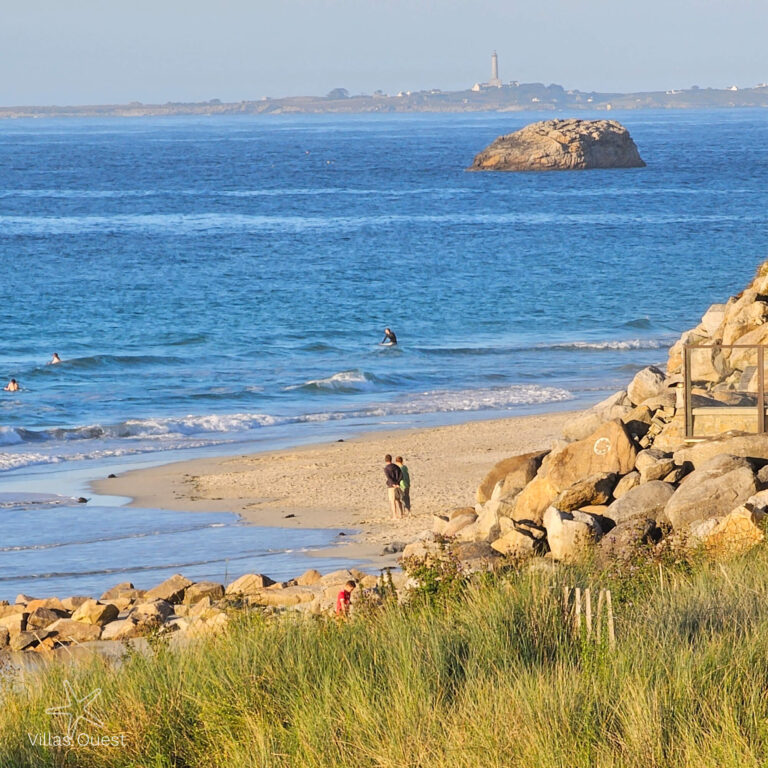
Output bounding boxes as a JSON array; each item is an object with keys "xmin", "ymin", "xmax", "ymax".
[{"xmin": 395, "ymin": 456, "xmax": 411, "ymax": 514}]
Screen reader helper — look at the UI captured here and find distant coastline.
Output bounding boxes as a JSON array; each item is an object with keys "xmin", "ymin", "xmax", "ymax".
[{"xmin": 3, "ymin": 82, "xmax": 768, "ymax": 119}]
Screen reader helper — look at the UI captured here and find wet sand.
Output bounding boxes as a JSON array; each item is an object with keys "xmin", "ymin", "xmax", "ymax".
[{"xmin": 93, "ymin": 411, "xmax": 573, "ymax": 565}]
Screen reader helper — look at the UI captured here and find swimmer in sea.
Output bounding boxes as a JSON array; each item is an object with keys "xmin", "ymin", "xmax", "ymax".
[
  {"xmin": 381, "ymin": 328, "xmax": 398, "ymax": 346},
  {"xmin": 49, "ymin": 353, "xmax": 61, "ymax": 365},
  {"xmin": 4, "ymin": 379, "xmax": 19, "ymax": 392}
]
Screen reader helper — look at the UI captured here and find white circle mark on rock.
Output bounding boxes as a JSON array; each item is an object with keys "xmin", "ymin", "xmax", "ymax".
[{"xmin": 593, "ymin": 437, "xmax": 611, "ymax": 456}]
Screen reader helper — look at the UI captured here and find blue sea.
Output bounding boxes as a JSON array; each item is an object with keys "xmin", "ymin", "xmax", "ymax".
[{"xmin": 0, "ymin": 109, "xmax": 766, "ymax": 599}]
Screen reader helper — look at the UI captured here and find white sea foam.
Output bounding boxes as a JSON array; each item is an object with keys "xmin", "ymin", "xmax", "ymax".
[
  {"xmin": 0, "ymin": 211, "xmax": 759, "ymax": 236},
  {"xmin": 0, "ymin": 384, "xmax": 573, "ymax": 472},
  {"xmin": 355, "ymin": 384, "xmax": 573, "ymax": 416},
  {"xmin": 542, "ymin": 339, "xmax": 669, "ymax": 351}
]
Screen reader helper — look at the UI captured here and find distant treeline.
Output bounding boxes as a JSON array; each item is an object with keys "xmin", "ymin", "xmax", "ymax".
[{"xmin": 2, "ymin": 83, "xmax": 768, "ymax": 118}]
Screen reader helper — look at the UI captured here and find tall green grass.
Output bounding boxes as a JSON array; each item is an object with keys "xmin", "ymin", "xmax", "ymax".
[{"xmin": 5, "ymin": 550, "xmax": 768, "ymax": 767}]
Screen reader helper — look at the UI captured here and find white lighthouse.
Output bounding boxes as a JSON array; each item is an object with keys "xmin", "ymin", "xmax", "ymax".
[{"xmin": 489, "ymin": 51, "xmax": 502, "ymax": 87}]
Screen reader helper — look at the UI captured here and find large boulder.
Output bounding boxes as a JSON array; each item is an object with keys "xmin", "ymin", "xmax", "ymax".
[
  {"xmin": 554, "ymin": 472, "xmax": 617, "ymax": 512},
  {"xmin": 468, "ymin": 119, "xmax": 645, "ymax": 172},
  {"xmin": 100, "ymin": 582, "xmax": 135, "ymax": 601},
  {"xmin": 664, "ymin": 455, "xmax": 758, "ymax": 530},
  {"xmin": 512, "ymin": 475, "xmax": 559, "ymax": 525},
  {"xmin": 452, "ymin": 541, "xmax": 502, "ymax": 572},
  {"xmin": 296, "ymin": 569, "xmax": 323, "ymax": 587},
  {"xmin": 249, "ymin": 586, "xmax": 318, "ymax": 607},
  {"xmin": 673, "ymin": 432, "xmax": 768, "ymax": 469},
  {"xmin": 26, "ymin": 607, "xmax": 68, "ymax": 631},
  {"xmin": 476, "ymin": 451, "xmax": 547, "ymax": 504},
  {"xmin": 726, "ymin": 324, "xmax": 768, "ymax": 370},
  {"xmin": 47, "ymin": 618, "xmax": 101, "ymax": 644},
  {"xmin": 562, "ymin": 391, "xmax": 631, "ymax": 442},
  {"xmin": 604, "ymin": 481, "xmax": 675, "ymax": 526},
  {"xmin": 613, "ymin": 471, "xmax": 641, "ymax": 499},
  {"xmin": 473, "ymin": 502, "xmax": 502, "ymax": 541},
  {"xmin": 443, "ymin": 512, "xmax": 478, "ymax": 537},
  {"xmin": 721, "ymin": 298, "xmax": 768, "ymax": 346},
  {"xmin": 25, "ymin": 597, "xmax": 67, "ymax": 613},
  {"xmin": 71, "ymin": 600, "xmax": 119, "ymax": 626},
  {"xmin": 144, "ymin": 574, "xmax": 193, "ymax": 604},
  {"xmin": 688, "ymin": 506, "xmax": 765, "ymax": 557},
  {"xmin": 543, "ymin": 506, "xmax": 602, "ymax": 562},
  {"xmin": 183, "ymin": 582, "xmax": 225, "ymax": 605},
  {"xmin": 598, "ymin": 518, "xmax": 661, "ymax": 563},
  {"xmin": 101, "ymin": 618, "xmax": 142, "ymax": 641},
  {"xmin": 225, "ymin": 573, "xmax": 276, "ymax": 595},
  {"xmin": 546, "ymin": 420, "xmax": 638, "ymax": 493},
  {"xmin": 627, "ymin": 366, "xmax": 667, "ymax": 406},
  {"xmin": 635, "ymin": 449, "xmax": 676, "ymax": 483}
]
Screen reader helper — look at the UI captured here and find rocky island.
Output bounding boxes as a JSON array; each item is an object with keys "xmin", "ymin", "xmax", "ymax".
[{"xmin": 468, "ymin": 118, "xmax": 646, "ymax": 171}]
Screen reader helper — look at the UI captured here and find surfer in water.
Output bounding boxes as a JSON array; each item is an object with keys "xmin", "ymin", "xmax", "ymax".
[
  {"xmin": 381, "ymin": 328, "xmax": 398, "ymax": 346},
  {"xmin": 49, "ymin": 353, "xmax": 61, "ymax": 365},
  {"xmin": 4, "ymin": 379, "xmax": 19, "ymax": 392}
]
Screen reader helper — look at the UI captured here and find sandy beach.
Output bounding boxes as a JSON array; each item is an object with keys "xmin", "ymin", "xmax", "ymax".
[{"xmin": 93, "ymin": 411, "xmax": 573, "ymax": 567}]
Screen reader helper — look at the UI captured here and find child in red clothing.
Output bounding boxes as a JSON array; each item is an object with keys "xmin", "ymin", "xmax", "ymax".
[{"xmin": 335, "ymin": 580, "xmax": 357, "ymax": 616}]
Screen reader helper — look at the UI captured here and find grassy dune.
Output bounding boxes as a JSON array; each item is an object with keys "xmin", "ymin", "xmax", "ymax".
[{"xmin": 5, "ymin": 550, "xmax": 768, "ymax": 767}]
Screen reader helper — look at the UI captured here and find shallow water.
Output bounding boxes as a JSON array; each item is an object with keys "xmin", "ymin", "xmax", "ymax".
[{"xmin": 0, "ymin": 495, "xmax": 352, "ymax": 600}]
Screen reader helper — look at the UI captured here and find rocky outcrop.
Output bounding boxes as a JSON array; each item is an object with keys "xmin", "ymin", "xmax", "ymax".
[
  {"xmin": 468, "ymin": 119, "xmax": 645, "ymax": 172},
  {"xmin": 445, "ymin": 259, "xmax": 768, "ymax": 565}
]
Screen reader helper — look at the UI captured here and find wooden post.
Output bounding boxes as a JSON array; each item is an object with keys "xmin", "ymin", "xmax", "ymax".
[
  {"xmin": 574, "ymin": 587, "xmax": 582, "ymax": 632},
  {"xmin": 563, "ymin": 585, "xmax": 570, "ymax": 616},
  {"xmin": 606, "ymin": 589, "xmax": 616, "ymax": 649},
  {"xmin": 585, "ymin": 588, "xmax": 592, "ymax": 637},
  {"xmin": 596, "ymin": 588, "xmax": 605, "ymax": 641}
]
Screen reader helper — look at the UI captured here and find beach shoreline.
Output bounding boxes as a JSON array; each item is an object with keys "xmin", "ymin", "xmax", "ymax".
[{"xmin": 92, "ymin": 410, "xmax": 575, "ymax": 569}]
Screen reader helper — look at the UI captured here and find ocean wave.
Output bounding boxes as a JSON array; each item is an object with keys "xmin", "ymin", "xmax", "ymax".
[
  {"xmin": 0, "ymin": 383, "xmax": 572, "ymax": 473},
  {"xmin": 541, "ymin": 339, "xmax": 670, "ymax": 351},
  {"xmin": 52, "ymin": 353, "xmax": 184, "ymax": 370},
  {"xmin": 0, "ymin": 439, "xmax": 226, "ymax": 473},
  {"xmin": 0, "ymin": 426, "xmax": 24, "ymax": 446},
  {"xmin": 1, "ymin": 211, "xmax": 761, "ymax": 236},
  {"xmin": 355, "ymin": 384, "xmax": 573, "ymax": 416},
  {"xmin": 623, "ymin": 317, "xmax": 654, "ymax": 329},
  {"xmin": 285, "ymin": 369, "xmax": 383, "ymax": 393},
  {"xmin": 414, "ymin": 337, "xmax": 671, "ymax": 357}
]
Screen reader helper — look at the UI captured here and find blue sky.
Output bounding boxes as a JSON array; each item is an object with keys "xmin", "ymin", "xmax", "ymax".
[{"xmin": 1, "ymin": 0, "xmax": 766, "ymax": 105}]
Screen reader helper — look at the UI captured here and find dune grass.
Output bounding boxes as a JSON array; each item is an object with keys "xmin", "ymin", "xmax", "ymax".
[{"xmin": 5, "ymin": 549, "xmax": 768, "ymax": 767}]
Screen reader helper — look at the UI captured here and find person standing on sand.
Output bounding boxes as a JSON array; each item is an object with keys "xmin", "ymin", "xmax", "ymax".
[
  {"xmin": 4, "ymin": 379, "xmax": 19, "ymax": 392},
  {"xmin": 336, "ymin": 580, "xmax": 356, "ymax": 616},
  {"xmin": 384, "ymin": 454, "xmax": 404, "ymax": 520},
  {"xmin": 395, "ymin": 456, "xmax": 411, "ymax": 514}
]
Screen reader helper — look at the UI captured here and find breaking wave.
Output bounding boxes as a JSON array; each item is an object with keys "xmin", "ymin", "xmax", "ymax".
[{"xmin": 0, "ymin": 384, "xmax": 573, "ymax": 472}]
